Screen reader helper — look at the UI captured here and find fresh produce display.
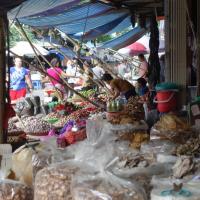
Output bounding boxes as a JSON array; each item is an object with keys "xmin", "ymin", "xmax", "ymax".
[
  {"xmin": 43, "ymin": 112, "xmax": 61, "ymax": 121},
  {"xmin": 72, "ymin": 89, "xmax": 96, "ymax": 101},
  {"xmin": 53, "ymin": 116, "xmax": 69, "ymax": 128},
  {"xmin": 54, "ymin": 102, "xmax": 80, "ymax": 115},
  {"xmin": 21, "ymin": 116, "xmax": 52, "ymax": 135}
]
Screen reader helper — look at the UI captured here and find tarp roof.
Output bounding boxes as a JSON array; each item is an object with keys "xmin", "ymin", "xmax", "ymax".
[
  {"xmin": 17, "ymin": 2, "xmax": 113, "ymax": 28},
  {"xmin": 8, "ymin": 0, "xmax": 149, "ymax": 49},
  {"xmin": 98, "ymin": 26, "xmax": 148, "ymax": 50}
]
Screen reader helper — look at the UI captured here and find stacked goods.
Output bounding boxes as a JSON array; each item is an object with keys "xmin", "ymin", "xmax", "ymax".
[
  {"xmin": 72, "ymin": 89, "xmax": 96, "ymax": 101},
  {"xmin": 124, "ymin": 96, "xmax": 144, "ymax": 120},
  {"xmin": 54, "ymin": 102, "xmax": 80, "ymax": 115},
  {"xmin": 22, "ymin": 116, "xmax": 52, "ymax": 135},
  {"xmin": 53, "ymin": 116, "xmax": 69, "ymax": 128},
  {"xmin": 66, "ymin": 107, "xmax": 100, "ymax": 122},
  {"xmin": 150, "ymin": 114, "xmax": 193, "ymax": 143},
  {"xmin": 44, "ymin": 112, "xmax": 61, "ymax": 121},
  {"xmin": 53, "ymin": 107, "xmax": 100, "ymax": 128}
]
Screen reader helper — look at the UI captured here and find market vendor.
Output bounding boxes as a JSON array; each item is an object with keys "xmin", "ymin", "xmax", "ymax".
[{"xmin": 101, "ymin": 73, "xmax": 136, "ymax": 100}]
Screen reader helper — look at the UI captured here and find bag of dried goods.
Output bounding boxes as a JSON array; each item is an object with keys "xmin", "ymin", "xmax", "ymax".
[
  {"xmin": 71, "ymin": 171, "xmax": 147, "ymax": 200},
  {"xmin": 34, "ymin": 160, "xmax": 95, "ymax": 200},
  {"xmin": 12, "ymin": 139, "xmax": 59, "ymax": 186},
  {"xmin": 0, "ymin": 179, "xmax": 33, "ymax": 200},
  {"xmin": 150, "ymin": 114, "xmax": 193, "ymax": 143}
]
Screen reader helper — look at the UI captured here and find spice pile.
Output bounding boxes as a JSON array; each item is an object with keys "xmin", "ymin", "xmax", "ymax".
[{"xmin": 22, "ymin": 116, "xmax": 52, "ymax": 135}]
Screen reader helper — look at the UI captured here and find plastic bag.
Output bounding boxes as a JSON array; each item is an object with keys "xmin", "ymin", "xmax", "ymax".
[
  {"xmin": 0, "ymin": 179, "xmax": 33, "ymax": 200},
  {"xmin": 140, "ymin": 140, "xmax": 177, "ymax": 156},
  {"xmin": 86, "ymin": 120, "xmax": 117, "ymax": 147},
  {"xmin": 86, "ymin": 119, "xmax": 105, "ymax": 144},
  {"xmin": 12, "ymin": 138, "xmax": 65, "ymax": 186},
  {"xmin": 71, "ymin": 171, "xmax": 147, "ymax": 200},
  {"xmin": 150, "ymin": 125, "xmax": 193, "ymax": 144},
  {"xmin": 109, "ymin": 120, "xmax": 148, "ymax": 135},
  {"xmin": 12, "ymin": 146, "xmax": 33, "ymax": 186},
  {"xmin": 34, "ymin": 160, "xmax": 96, "ymax": 200}
]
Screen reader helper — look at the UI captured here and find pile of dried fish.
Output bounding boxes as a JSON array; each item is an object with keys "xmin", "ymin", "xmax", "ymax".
[
  {"xmin": 173, "ymin": 136, "xmax": 200, "ymax": 157},
  {"xmin": 117, "ymin": 154, "xmax": 149, "ymax": 169}
]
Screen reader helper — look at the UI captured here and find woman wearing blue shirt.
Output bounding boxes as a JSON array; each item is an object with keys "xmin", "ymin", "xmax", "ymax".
[{"xmin": 10, "ymin": 57, "xmax": 33, "ymax": 103}]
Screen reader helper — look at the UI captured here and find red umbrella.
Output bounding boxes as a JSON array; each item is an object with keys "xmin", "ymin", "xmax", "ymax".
[{"xmin": 126, "ymin": 42, "xmax": 147, "ymax": 56}]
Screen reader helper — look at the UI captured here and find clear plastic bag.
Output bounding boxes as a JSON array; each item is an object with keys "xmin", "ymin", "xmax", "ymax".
[
  {"xmin": 86, "ymin": 120, "xmax": 117, "ymax": 147},
  {"xmin": 12, "ymin": 138, "xmax": 66, "ymax": 186},
  {"xmin": 140, "ymin": 140, "xmax": 177, "ymax": 156},
  {"xmin": 12, "ymin": 146, "xmax": 33, "ymax": 186},
  {"xmin": 0, "ymin": 179, "xmax": 33, "ymax": 200},
  {"xmin": 34, "ymin": 160, "xmax": 95, "ymax": 200},
  {"xmin": 72, "ymin": 172, "xmax": 147, "ymax": 200},
  {"xmin": 109, "ymin": 120, "xmax": 148, "ymax": 133},
  {"xmin": 150, "ymin": 125, "xmax": 193, "ymax": 144}
]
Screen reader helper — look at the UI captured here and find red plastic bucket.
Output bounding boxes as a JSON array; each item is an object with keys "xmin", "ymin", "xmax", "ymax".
[{"xmin": 154, "ymin": 90, "xmax": 178, "ymax": 112}]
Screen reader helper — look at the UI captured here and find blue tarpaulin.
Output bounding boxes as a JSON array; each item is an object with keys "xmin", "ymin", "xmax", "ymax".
[
  {"xmin": 18, "ymin": 3, "xmax": 113, "ymax": 27},
  {"xmin": 98, "ymin": 26, "xmax": 149, "ymax": 50},
  {"xmin": 8, "ymin": 0, "xmax": 148, "ymax": 50},
  {"xmin": 8, "ymin": 0, "xmax": 81, "ymax": 19},
  {"xmin": 57, "ymin": 10, "xmax": 128, "ymax": 34},
  {"xmin": 70, "ymin": 14, "xmax": 128, "ymax": 40}
]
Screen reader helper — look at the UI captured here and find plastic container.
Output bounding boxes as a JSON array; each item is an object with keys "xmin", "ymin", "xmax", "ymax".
[
  {"xmin": 155, "ymin": 83, "xmax": 179, "ymax": 91},
  {"xmin": 0, "ymin": 144, "xmax": 12, "ymax": 179},
  {"xmin": 155, "ymin": 83, "xmax": 179, "ymax": 113}
]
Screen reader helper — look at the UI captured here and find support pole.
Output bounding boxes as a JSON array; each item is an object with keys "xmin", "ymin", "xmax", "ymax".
[
  {"xmin": 0, "ymin": 10, "xmax": 6, "ymax": 143},
  {"xmin": 197, "ymin": 0, "xmax": 200, "ymax": 96},
  {"xmin": 148, "ymin": 14, "xmax": 160, "ymax": 86}
]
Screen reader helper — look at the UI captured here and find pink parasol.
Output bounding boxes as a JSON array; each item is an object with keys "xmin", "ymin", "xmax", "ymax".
[{"xmin": 118, "ymin": 42, "xmax": 147, "ymax": 56}]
